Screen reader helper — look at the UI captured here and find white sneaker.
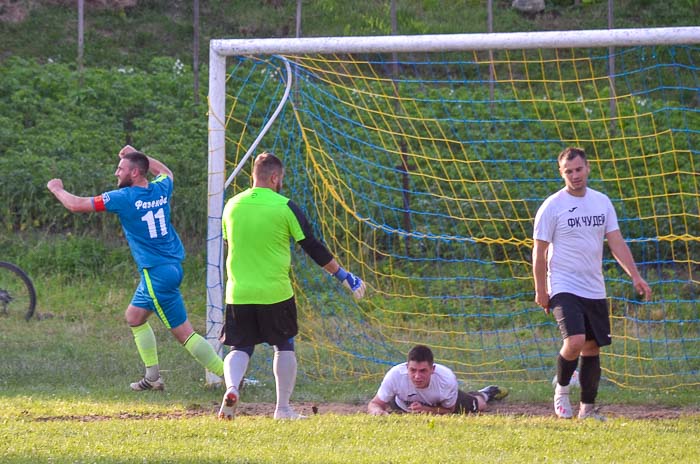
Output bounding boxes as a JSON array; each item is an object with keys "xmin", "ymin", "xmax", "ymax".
[
  {"xmin": 218, "ymin": 387, "xmax": 239, "ymax": 420},
  {"xmin": 551, "ymin": 369, "xmax": 580, "ymax": 388},
  {"xmin": 554, "ymin": 384, "xmax": 573, "ymax": 419},
  {"xmin": 130, "ymin": 376, "xmax": 165, "ymax": 391},
  {"xmin": 273, "ymin": 407, "xmax": 307, "ymax": 420},
  {"xmin": 578, "ymin": 403, "xmax": 606, "ymax": 422}
]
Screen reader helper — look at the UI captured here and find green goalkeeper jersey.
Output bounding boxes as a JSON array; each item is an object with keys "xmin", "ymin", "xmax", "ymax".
[{"xmin": 222, "ymin": 187, "xmax": 310, "ymax": 305}]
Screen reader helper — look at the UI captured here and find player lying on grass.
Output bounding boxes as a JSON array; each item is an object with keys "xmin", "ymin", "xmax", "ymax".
[
  {"xmin": 47, "ymin": 145, "xmax": 223, "ymax": 391},
  {"xmin": 368, "ymin": 344, "xmax": 508, "ymax": 415}
]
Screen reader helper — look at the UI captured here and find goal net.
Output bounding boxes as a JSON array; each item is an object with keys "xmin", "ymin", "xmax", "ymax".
[{"xmin": 206, "ymin": 28, "xmax": 700, "ymax": 390}]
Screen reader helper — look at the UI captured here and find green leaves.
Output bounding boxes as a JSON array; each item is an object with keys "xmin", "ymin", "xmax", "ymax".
[{"xmin": 0, "ymin": 57, "xmax": 207, "ymax": 240}]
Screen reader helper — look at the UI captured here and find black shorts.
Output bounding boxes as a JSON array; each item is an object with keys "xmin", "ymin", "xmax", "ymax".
[
  {"xmin": 550, "ymin": 292, "xmax": 611, "ymax": 347},
  {"xmin": 455, "ymin": 390, "xmax": 481, "ymax": 414},
  {"xmin": 219, "ymin": 297, "xmax": 298, "ymax": 348}
]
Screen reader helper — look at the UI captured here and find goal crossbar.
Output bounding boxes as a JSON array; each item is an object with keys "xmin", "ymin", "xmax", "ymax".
[{"xmin": 211, "ymin": 27, "xmax": 700, "ymax": 56}]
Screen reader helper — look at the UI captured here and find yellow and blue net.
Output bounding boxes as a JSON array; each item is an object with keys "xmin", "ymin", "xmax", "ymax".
[{"xmin": 210, "ymin": 46, "xmax": 699, "ymax": 389}]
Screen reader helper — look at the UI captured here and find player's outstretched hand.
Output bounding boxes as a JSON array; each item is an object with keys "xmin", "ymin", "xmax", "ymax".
[
  {"xmin": 333, "ymin": 267, "xmax": 366, "ymax": 299},
  {"xmin": 47, "ymin": 178, "xmax": 64, "ymax": 193},
  {"xmin": 343, "ymin": 272, "xmax": 366, "ymax": 299}
]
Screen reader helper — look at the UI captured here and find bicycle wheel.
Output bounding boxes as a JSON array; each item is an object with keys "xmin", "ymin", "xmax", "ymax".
[{"xmin": 0, "ymin": 261, "xmax": 37, "ymax": 321}]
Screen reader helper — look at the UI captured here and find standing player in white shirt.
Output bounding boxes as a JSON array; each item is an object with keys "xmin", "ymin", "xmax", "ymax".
[
  {"xmin": 367, "ymin": 344, "xmax": 507, "ymax": 416},
  {"xmin": 533, "ymin": 147, "xmax": 652, "ymax": 420}
]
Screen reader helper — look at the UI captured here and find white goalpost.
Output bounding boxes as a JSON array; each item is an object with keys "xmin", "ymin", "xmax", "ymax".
[{"xmin": 205, "ymin": 26, "xmax": 700, "ymax": 385}]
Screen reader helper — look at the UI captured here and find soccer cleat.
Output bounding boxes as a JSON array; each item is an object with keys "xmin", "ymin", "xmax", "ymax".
[
  {"xmin": 553, "ymin": 383, "xmax": 573, "ymax": 419},
  {"xmin": 578, "ymin": 403, "xmax": 607, "ymax": 422},
  {"xmin": 273, "ymin": 407, "xmax": 308, "ymax": 420},
  {"xmin": 130, "ymin": 376, "xmax": 165, "ymax": 391},
  {"xmin": 478, "ymin": 385, "xmax": 509, "ymax": 402},
  {"xmin": 218, "ymin": 387, "xmax": 239, "ymax": 420},
  {"xmin": 551, "ymin": 369, "xmax": 580, "ymax": 388}
]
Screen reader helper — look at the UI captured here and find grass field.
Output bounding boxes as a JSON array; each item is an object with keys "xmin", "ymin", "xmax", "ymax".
[
  {"xmin": 1, "ymin": 272, "xmax": 699, "ymax": 463},
  {"xmin": 2, "ymin": 406, "xmax": 699, "ymax": 463}
]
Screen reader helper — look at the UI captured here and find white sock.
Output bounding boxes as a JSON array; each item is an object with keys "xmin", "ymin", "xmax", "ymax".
[
  {"xmin": 273, "ymin": 351, "xmax": 297, "ymax": 411},
  {"xmin": 145, "ymin": 364, "xmax": 160, "ymax": 382},
  {"xmin": 579, "ymin": 402, "xmax": 594, "ymax": 414},
  {"xmin": 223, "ymin": 350, "xmax": 250, "ymax": 392}
]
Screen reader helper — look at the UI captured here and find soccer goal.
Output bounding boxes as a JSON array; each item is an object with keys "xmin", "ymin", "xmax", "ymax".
[{"xmin": 206, "ymin": 27, "xmax": 700, "ymax": 389}]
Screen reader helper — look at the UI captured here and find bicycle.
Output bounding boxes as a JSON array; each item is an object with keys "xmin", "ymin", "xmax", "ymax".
[{"xmin": 0, "ymin": 261, "xmax": 37, "ymax": 321}]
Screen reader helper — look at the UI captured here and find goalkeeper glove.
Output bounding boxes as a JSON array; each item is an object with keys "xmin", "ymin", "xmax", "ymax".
[{"xmin": 333, "ymin": 267, "xmax": 366, "ymax": 299}]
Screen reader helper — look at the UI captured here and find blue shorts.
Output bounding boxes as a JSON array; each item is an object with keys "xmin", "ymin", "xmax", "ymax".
[{"xmin": 130, "ymin": 263, "xmax": 187, "ymax": 329}]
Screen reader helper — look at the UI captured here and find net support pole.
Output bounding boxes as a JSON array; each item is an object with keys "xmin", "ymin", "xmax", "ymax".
[
  {"xmin": 205, "ymin": 46, "xmax": 227, "ymax": 385},
  {"xmin": 224, "ymin": 59, "xmax": 293, "ymax": 189}
]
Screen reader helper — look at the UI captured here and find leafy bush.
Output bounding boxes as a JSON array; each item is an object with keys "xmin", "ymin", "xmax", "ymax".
[{"xmin": 0, "ymin": 57, "xmax": 208, "ymax": 242}]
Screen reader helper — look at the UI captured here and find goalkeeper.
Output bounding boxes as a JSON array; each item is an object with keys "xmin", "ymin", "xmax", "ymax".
[
  {"xmin": 367, "ymin": 344, "xmax": 508, "ymax": 416},
  {"xmin": 218, "ymin": 151, "xmax": 366, "ymax": 420}
]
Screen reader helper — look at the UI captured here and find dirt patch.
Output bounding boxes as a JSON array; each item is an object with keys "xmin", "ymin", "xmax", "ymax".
[
  {"xmin": 33, "ymin": 401, "xmax": 700, "ymax": 422},
  {"xmin": 483, "ymin": 402, "xmax": 700, "ymax": 420},
  {"xmin": 233, "ymin": 401, "xmax": 700, "ymax": 420}
]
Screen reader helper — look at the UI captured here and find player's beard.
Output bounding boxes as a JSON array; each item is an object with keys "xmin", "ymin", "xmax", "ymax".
[{"xmin": 118, "ymin": 177, "xmax": 133, "ymax": 189}]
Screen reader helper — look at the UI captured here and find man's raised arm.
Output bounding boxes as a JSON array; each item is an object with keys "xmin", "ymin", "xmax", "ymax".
[
  {"xmin": 47, "ymin": 179, "xmax": 95, "ymax": 213},
  {"xmin": 119, "ymin": 144, "xmax": 173, "ymax": 180}
]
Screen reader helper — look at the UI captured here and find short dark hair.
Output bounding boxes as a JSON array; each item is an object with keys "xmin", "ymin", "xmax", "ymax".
[
  {"xmin": 253, "ymin": 151, "xmax": 284, "ymax": 180},
  {"xmin": 557, "ymin": 147, "xmax": 587, "ymax": 165},
  {"xmin": 407, "ymin": 345, "xmax": 434, "ymax": 365},
  {"xmin": 123, "ymin": 151, "xmax": 149, "ymax": 176}
]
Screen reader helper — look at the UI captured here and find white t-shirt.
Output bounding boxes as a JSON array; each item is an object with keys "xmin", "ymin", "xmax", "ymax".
[
  {"xmin": 533, "ymin": 187, "xmax": 619, "ymax": 299},
  {"xmin": 376, "ymin": 362, "xmax": 458, "ymax": 411}
]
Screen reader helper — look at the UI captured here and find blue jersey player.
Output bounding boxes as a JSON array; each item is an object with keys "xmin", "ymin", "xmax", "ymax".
[{"xmin": 48, "ymin": 145, "xmax": 223, "ymax": 391}]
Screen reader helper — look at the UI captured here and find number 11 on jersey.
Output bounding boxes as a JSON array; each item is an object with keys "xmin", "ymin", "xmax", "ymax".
[{"xmin": 141, "ymin": 208, "xmax": 168, "ymax": 238}]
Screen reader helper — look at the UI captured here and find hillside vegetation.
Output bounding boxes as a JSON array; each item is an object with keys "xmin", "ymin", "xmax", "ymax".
[
  {"xmin": 1, "ymin": 1, "xmax": 698, "ymax": 68},
  {"xmin": 0, "ymin": 0, "xmax": 697, "ymax": 273}
]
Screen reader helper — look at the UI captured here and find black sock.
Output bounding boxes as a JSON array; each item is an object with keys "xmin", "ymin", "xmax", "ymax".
[
  {"xmin": 579, "ymin": 355, "xmax": 601, "ymax": 404},
  {"xmin": 557, "ymin": 354, "xmax": 579, "ymax": 387}
]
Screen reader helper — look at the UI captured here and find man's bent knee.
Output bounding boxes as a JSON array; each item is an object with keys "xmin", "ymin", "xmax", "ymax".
[
  {"xmin": 581, "ymin": 339, "xmax": 600, "ymax": 357},
  {"xmin": 125, "ymin": 305, "xmax": 151, "ymax": 327},
  {"xmin": 171, "ymin": 320, "xmax": 195, "ymax": 344},
  {"xmin": 561, "ymin": 334, "xmax": 586, "ymax": 359}
]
